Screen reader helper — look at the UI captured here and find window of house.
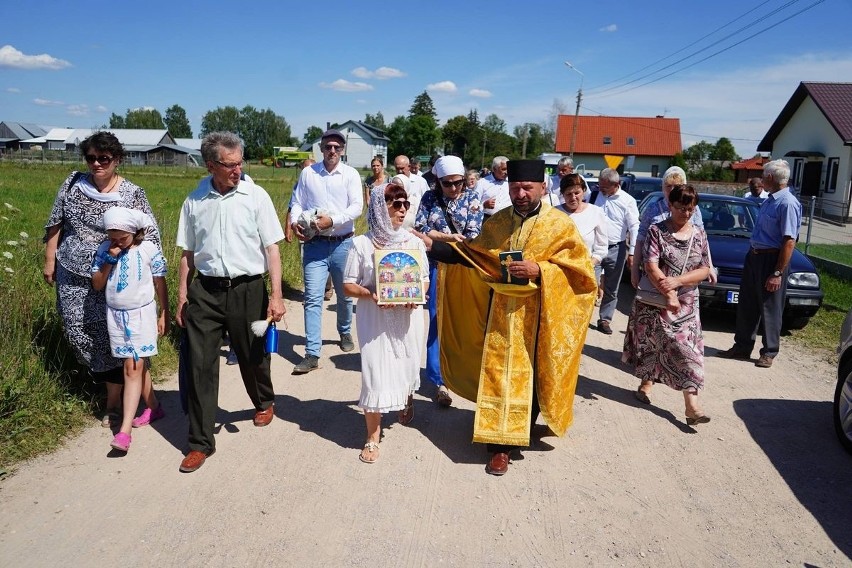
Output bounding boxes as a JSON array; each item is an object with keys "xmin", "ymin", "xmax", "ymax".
[
  {"xmin": 826, "ymin": 157, "xmax": 839, "ymax": 193},
  {"xmin": 603, "ymin": 136, "xmax": 612, "ymax": 145},
  {"xmin": 626, "ymin": 137, "xmax": 635, "ymax": 146},
  {"xmin": 791, "ymin": 158, "xmax": 804, "ymax": 189}
]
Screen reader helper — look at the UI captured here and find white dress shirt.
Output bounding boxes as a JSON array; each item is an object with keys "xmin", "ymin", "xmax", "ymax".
[
  {"xmin": 590, "ymin": 188, "xmax": 640, "ymax": 255},
  {"xmin": 176, "ymin": 176, "xmax": 284, "ymax": 277},
  {"xmin": 477, "ymin": 174, "xmax": 511, "ymax": 215},
  {"xmin": 290, "ymin": 161, "xmax": 364, "ymax": 236},
  {"xmin": 402, "ymin": 173, "xmax": 429, "ymax": 229}
]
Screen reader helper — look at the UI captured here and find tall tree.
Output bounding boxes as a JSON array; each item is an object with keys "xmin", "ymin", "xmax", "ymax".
[
  {"xmin": 164, "ymin": 104, "xmax": 192, "ymax": 138},
  {"xmin": 442, "ymin": 115, "xmax": 472, "ymax": 159},
  {"xmin": 466, "ymin": 108, "xmax": 480, "ymax": 127},
  {"xmin": 386, "ymin": 115, "xmax": 409, "ymax": 159},
  {"xmin": 108, "ymin": 113, "xmax": 125, "ymax": 129},
  {"xmin": 364, "ymin": 112, "xmax": 386, "ymax": 130},
  {"xmin": 404, "ymin": 115, "xmax": 439, "ymax": 157},
  {"xmin": 302, "ymin": 125, "xmax": 323, "ymax": 146},
  {"xmin": 710, "ymin": 137, "xmax": 739, "ymax": 162},
  {"xmin": 200, "ymin": 106, "xmax": 241, "ymax": 137},
  {"xmin": 482, "ymin": 113, "xmax": 507, "ymax": 135},
  {"xmin": 200, "ymin": 105, "xmax": 295, "ymax": 160},
  {"xmin": 409, "ymin": 91, "xmax": 437, "ymax": 120},
  {"xmin": 124, "ymin": 108, "xmax": 165, "ymax": 129},
  {"xmin": 682, "ymin": 140, "xmax": 714, "ymax": 167}
]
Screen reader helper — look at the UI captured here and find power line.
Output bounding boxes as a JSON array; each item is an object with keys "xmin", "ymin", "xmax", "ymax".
[
  {"xmin": 588, "ymin": 0, "xmax": 776, "ymax": 93},
  {"xmin": 591, "ymin": 0, "xmax": 825, "ymax": 100}
]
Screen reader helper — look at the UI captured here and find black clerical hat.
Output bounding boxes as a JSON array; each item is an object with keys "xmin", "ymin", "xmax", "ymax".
[{"xmin": 507, "ymin": 159, "xmax": 545, "ymax": 182}]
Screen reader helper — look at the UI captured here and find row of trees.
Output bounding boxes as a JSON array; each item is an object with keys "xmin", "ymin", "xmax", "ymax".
[{"xmin": 108, "ymin": 104, "xmax": 296, "ymax": 160}]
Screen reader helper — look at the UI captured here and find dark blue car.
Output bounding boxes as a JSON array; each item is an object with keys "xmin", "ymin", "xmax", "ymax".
[{"xmin": 638, "ymin": 192, "xmax": 823, "ymax": 329}]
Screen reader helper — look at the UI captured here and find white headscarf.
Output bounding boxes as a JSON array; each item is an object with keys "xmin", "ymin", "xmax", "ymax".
[
  {"xmin": 102, "ymin": 207, "xmax": 153, "ymax": 233},
  {"xmin": 433, "ymin": 155, "xmax": 465, "ymax": 179},
  {"xmin": 367, "ymin": 184, "xmax": 417, "ymax": 250}
]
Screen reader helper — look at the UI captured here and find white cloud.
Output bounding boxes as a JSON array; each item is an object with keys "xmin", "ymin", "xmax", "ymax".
[
  {"xmin": 469, "ymin": 88, "xmax": 492, "ymax": 98},
  {"xmin": 6, "ymin": 87, "xmax": 21, "ymax": 93},
  {"xmin": 351, "ymin": 66, "xmax": 406, "ymax": 80},
  {"xmin": 319, "ymin": 79, "xmax": 373, "ymax": 92},
  {"xmin": 66, "ymin": 104, "xmax": 89, "ymax": 116},
  {"xmin": 427, "ymin": 81, "xmax": 457, "ymax": 93},
  {"xmin": 131, "ymin": 106, "xmax": 156, "ymax": 111},
  {"xmin": 95, "ymin": 105, "xmax": 108, "ymax": 113},
  {"xmin": 599, "ymin": 24, "xmax": 617, "ymax": 33},
  {"xmin": 33, "ymin": 98, "xmax": 64, "ymax": 106},
  {"xmin": 0, "ymin": 45, "xmax": 71, "ymax": 70},
  {"xmin": 356, "ymin": 99, "xmax": 367, "ymax": 104}
]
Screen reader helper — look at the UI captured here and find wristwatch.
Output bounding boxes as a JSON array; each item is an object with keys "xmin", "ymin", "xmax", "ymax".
[{"xmin": 772, "ymin": 270, "xmax": 783, "ymax": 277}]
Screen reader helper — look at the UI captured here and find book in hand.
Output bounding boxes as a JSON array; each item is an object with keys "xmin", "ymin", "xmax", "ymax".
[{"xmin": 499, "ymin": 250, "xmax": 528, "ymax": 285}]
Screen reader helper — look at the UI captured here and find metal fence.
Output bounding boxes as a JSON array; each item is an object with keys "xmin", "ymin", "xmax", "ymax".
[{"xmin": 799, "ymin": 195, "xmax": 852, "ymax": 274}]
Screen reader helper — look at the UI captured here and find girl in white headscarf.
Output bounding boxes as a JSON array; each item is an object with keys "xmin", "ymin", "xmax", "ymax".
[
  {"xmin": 92, "ymin": 207, "xmax": 170, "ymax": 453},
  {"xmin": 343, "ymin": 183, "xmax": 429, "ymax": 464}
]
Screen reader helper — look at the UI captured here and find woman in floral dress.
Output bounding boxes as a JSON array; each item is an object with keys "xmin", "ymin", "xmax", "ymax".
[{"xmin": 622, "ymin": 185, "xmax": 712, "ymax": 426}]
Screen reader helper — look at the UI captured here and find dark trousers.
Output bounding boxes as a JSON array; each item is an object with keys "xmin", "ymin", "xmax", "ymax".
[
  {"xmin": 599, "ymin": 241, "xmax": 628, "ymax": 322},
  {"xmin": 486, "ymin": 383, "xmax": 541, "ymax": 454},
  {"xmin": 185, "ymin": 276, "xmax": 274, "ymax": 453},
  {"xmin": 733, "ymin": 251, "xmax": 788, "ymax": 358}
]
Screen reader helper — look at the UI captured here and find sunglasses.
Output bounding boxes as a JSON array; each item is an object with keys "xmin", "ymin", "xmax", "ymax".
[
  {"xmin": 386, "ymin": 199, "xmax": 411, "ymax": 211},
  {"xmin": 440, "ymin": 179, "xmax": 465, "ymax": 188},
  {"xmin": 85, "ymin": 154, "xmax": 114, "ymax": 165},
  {"xmin": 323, "ymin": 144, "xmax": 344, "ymax": 153}
]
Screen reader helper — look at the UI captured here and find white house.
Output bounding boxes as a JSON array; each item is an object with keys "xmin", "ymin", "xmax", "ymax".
[
  {"xmin": 302, "ymin": 121, "xmax": 389, "ymax": 169},
  {"xmin": 757, "ymin": 82, "xmax": 852, "ymax": 221}
]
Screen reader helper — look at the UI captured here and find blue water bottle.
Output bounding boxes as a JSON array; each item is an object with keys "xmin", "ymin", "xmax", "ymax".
[{"xmin": 264, "ymin": 322, "xmax": 279, "ymax": 354}]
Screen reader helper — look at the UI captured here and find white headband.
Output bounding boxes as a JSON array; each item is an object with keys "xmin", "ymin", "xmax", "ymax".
[{"xmin": 102, "ymin": 207, "xmax": 153, "ymax": 233}]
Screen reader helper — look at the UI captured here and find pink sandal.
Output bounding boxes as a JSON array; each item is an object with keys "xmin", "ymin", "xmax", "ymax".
[
  {"xmin": 110, "ymin": 432, "xmax": 131, "ymax": 452},
  {"xmin": 132, "ymin": 405, "xmax": 165, "ymax": 428}
]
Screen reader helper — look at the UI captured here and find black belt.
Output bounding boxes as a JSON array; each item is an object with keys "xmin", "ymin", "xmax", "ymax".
[
  {"xmin": 311, "ymin": 232, "xmax": 353, "ymax": 242},
  {"xmin": 608, "ymin": 241, "xmax": 624, "ymax": 248},
  {"xmin": 198, "ymin": 273, "xmax": 262, "ymax": 289},
  {"xmin": 750, "ymin": 247, "xmax": 780, "ymax": 255}
]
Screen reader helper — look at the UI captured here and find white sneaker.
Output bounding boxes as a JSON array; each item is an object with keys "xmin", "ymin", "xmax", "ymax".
[{"xmin": 226, "ymin": 350, "xmax": 239, "ymax": 365}]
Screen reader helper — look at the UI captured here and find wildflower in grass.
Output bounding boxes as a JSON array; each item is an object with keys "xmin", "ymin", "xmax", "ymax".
[
  {"xmin": 2, "ymin": 251, "xmax": 12, "ymax": 259},
  {"xmin": 3, "ymin": 203, "xmax": 12, "ymax": 209},
  {"xmin": 4, "ymin": 267, "xmax": 12, "ymax": 273},
  {"xmin": 19, "ymin": 231, "xmax": 29, "ymax": 239},
  {"xmin": 6, "ymin": 240, "xmax": 19, "ymax": 246},
  {"xmin": 1, "ymin": 216, "xmax": 8, "ymax": 221}
]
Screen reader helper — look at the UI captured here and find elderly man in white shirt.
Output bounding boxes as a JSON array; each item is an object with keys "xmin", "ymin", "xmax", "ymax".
[
  {"xmin": 175, "ymin": 131, "xmax": 285, "ymax": 473},
  {"xmin": 589, "ymin": 167, "xmax": 640, "ymax": 335},
  {"xmin": 393, "ymin": 154, "xmax": 429, "ymax": 229},
  {"xmin": 290, "ymin": 129, "xmax": 364, "ymax": 374},
  {"xmin": 477, "ymin": 155, "xmax": 511, "ymax": 218}
]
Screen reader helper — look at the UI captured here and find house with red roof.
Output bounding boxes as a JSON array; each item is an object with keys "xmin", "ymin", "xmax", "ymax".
[
  {"xmin": 554, "ymin": 115, "xmax": 682, "ymax": 176},
  {"xmin": 758, "ymin": 82, "xmax": 852, "ymax": 221},
  {"xmin": 731, "ymin": 155, "xmax": 770, "ymax": 183}
]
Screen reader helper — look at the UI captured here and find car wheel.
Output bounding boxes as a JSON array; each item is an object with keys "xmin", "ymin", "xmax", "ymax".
[
  {"xmin": 835, "ymin": 359, "xmax": 852, "ymax": 455},
  {"xmin": 782, "ymin": 316, "xmax": 809, "ymax": 330}
]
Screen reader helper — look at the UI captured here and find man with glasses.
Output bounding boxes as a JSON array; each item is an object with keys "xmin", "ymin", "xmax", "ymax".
[
  {"xmin": 175, "ymin": 131, "xmax": 285, "ymax": 472},
  {"xmin": 393, "ymin": 154, "xmax": 428, "ymax": 229},
  {"xmin": 478, "ymin": 156, "xmax": 511, "ymax": 219},
  {"xmin": 589, "ymin": 168, "xmax": 639, "ymax": 335},
  {"xmin": 290, "ymin": 129, "xmax": 363, "ymax": 373}
]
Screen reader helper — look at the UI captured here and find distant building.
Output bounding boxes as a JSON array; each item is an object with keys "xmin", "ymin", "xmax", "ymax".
[
  {"xmin": 554, "ymin": 115, "xmax": 682, "ymax": 177},
  {"xmin": 758, "ymin": 81, "xmax": 852, "ymax": 221},
  {"xmin": 301, "ymin": 120, "xmax": 390, "ymax": 169},
  {"xmin": 731, "ymin": 155, "xmax": 770, "ymax": 184},
  {"xmin": 0, "ymin": 122, "xmax": 50, "ymax": 151}
]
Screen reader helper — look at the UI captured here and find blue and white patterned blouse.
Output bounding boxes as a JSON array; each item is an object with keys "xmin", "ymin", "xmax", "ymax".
[{"xmin": 414, "ymin": 188, "xmax": 483, "ymax": 239}]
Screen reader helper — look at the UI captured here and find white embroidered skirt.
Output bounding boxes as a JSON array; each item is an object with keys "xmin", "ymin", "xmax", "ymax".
[{"xmin": 107, "ymin": 301, "xmax": 159, "ymax": 360}]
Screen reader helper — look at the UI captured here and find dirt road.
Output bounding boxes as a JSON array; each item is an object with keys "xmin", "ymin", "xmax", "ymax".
[{"xmin": 1, "ymin": 291, "xmax": 851, "ymax": 567}]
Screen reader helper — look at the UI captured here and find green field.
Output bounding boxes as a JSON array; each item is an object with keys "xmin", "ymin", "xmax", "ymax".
[{"xmin": 0, "ymin": 161, "xmax": 302, "ymax": 468}]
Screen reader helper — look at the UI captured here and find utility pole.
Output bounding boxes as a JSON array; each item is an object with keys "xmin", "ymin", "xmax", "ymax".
[{"xmin": 565, "ymin": 61, "xmax": 584, "ymax": 161}]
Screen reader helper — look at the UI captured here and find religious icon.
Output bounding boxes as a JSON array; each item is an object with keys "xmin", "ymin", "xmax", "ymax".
[
  {"xmin": 374, "ymin": 249, "xmax": 427, "ymax": 304},
  {"xmin": 498, "ymin": 250, "xmax": 529, "ymax": 285}
]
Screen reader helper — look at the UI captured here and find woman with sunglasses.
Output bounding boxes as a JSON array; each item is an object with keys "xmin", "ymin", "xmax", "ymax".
[
  {"xmin": 43, "ymin": 131, "xmax": 161, "ymax": 427},
  {"xmin": 413, "ymin": 155, "xmax": 483, "ymax": 408},
  {"xmin": 343, "ymin": 183, "xmax": 428, "ymax": 463}
]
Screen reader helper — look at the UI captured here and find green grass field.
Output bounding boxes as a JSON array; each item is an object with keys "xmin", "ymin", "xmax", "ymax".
[{"xmin": 0, "ymin": 161, "xmax": 302, "ymax": 468}]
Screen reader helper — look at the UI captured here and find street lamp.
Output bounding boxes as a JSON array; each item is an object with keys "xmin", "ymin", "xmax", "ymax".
[{"xmin": 564, "ymin": 61, "xmax": 584, "ymax": 161}]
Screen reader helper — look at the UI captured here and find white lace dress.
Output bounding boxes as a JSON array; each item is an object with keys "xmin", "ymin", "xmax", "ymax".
[{"xmin": 343, "ymin": 234, "xmax": 427, "ymax": 412}]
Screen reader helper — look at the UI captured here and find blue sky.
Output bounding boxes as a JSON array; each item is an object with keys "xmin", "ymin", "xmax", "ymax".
[{"xmin": 2, "ymin": 0, "xmax": 851, "ymax": 158}]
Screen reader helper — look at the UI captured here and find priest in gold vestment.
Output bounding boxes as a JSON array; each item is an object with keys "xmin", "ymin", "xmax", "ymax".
[{"xmin": 425, "ymin": 159, "xmax": 596, "ymax": 475}]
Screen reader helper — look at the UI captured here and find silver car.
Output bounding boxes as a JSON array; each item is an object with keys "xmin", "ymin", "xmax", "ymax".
[{"xmin": 836, "ymin": 309, "xmax": 852, "ymax": 454}]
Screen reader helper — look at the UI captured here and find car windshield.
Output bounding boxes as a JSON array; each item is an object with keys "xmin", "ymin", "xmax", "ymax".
[{"xmin": 639, "ymin": 193, "xmax": 760, "ymax": 235}]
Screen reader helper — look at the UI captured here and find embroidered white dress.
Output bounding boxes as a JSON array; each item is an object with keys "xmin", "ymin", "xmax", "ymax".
[
  {"xmin": 92, "ymin": 241, "xmax": 167, "ymax": 360},
  {"xmin": 343, "ymin": 234, "xmax": 427, "ymax": 412}
]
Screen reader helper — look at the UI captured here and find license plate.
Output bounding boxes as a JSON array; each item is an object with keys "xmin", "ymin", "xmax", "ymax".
[{"xmin": 727, "ymin": 291, "xmax": 739, "ymax": 304}]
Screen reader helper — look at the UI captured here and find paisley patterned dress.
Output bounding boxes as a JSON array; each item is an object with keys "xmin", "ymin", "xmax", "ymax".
[{"xmin": 622, "ymin": 222, "xmax": 710, "ymax": 392}]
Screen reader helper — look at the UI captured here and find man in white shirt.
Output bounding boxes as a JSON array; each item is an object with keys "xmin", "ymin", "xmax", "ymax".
[
  {"xmin": 393, "ymin": 154, "xmax": 429, "ymax": 229},
  {"xmin": 290, "ymin": 129, "xmax": 364, "ymax": 373},
  {"xmin": 478, "ymin": 156, "xmax": 511, "ymax": 218},
  {"xmin": 175, "ymin": 131, "xmax": 285, "ymax": 472},
  {"xmin": 589, "ymin": 168, "xmax": 639, "ymax": 335},
  {"xmin": 743, "ymin": 177, "xmax": 769, "ymax": 203}
]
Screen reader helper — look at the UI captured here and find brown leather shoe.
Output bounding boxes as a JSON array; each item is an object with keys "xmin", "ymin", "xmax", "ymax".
[
  {"xmin": 717, "ymin": 346, "xmax": 751, "ymax": 360},
  {"xmin": 485, "ymin": 452, "xmax": 510, "ymax": 476},
  {"xmin": 597, "ymin": 319, "xmax": 613, "ymax": 335},
  {"xmin": 253, "ymin": 404, "xmax": 274, "ymax": 427},
  {"xmin": 755, "ymin": 354, "xmax": 774, "ymax": 368},
  {"xmin": 179, "ymin": 449, "xmax": 212, "ymax": 473}
]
